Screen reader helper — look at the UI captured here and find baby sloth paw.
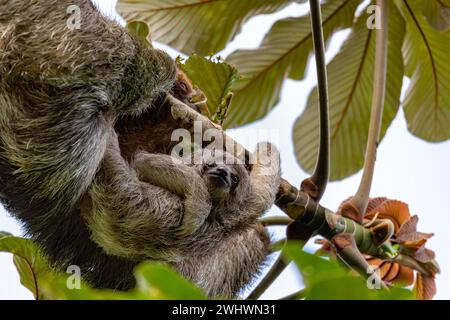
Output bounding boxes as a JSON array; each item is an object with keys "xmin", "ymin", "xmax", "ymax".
[
  {"xmin": 253, "ymin": 142, "xmax": 281, "ymax": 170},
  {"xmin": 176, "ymin": 203, "xmax": 211, "ymax": 237},
  {"xmin": 176, "ymin": 186, "xmax": 212, "ymax": 238}
]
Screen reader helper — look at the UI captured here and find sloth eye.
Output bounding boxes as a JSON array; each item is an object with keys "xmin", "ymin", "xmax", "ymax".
[
  {"xmin": 231, "ymin": 174, "xmax": 240, "ymax": 185},
  {"xmin": 205, "ymin": 161, "xmax": 215, "ymax": 168},
  {"xmin": 178, "ymin": 82, "xmax": 188, "ymax": 94}
]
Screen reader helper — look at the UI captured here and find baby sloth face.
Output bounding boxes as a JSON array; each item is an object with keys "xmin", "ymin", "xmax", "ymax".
[{"xmin": 198, "ymin": 153, "xmax": 250, "ymax": 202}]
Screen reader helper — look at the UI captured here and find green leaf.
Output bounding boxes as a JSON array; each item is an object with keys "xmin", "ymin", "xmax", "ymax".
[
  {"xmin": 39, "ymin": 262, "xmax": 206, "ymax": 300},
  {"xmin": 134, "ymin": 262, "xmax": 205, "ymax": 300},
  {"xmin": 181, "ymin": 55, "xmax": 238, "ymax": 120},
  {"xmin": 0, "ymin": 231, "xmax": 12, "ymax": 238},
  {"xmin": 294, "ymin": 1, "xmax": 405, "ymax": 181},
  {"xmin": 422, "ymin": 0, "xmax": 450, "ymax": 31},
  {"xmin": 117, "ymin": 0, "xmax": 292, "ymax": 55},
  {"xmin": 42, "ymin": 262, "xmax": 205, "ymax": 300},
  {"xmin": 39, "ymin": 276, "xmax": 146, "ymax": 300},
  {"xmin": 0, "ymin": 233, "xmax": 205, "ymax": 300},
  {"xmin": 126, "ymin": 21, "xmax": 153, "ymax": 47},
  {"xmin": 283, "ymin": 242, "xmax": 414, "ymax": 300},
  {"xmin": 224, "ymin": 0, "xmax": 360, "ymax": 128},
  {"xmin": 0, "ymin": 233, "xmax": 126, "ymax": 300},
  {"xmin": 0, "ymin": 233, "xmax": 50, "ymax": 299},
  {"xmin": 399, "ymin": 0, "xmax": 450, "ymax": 142}
]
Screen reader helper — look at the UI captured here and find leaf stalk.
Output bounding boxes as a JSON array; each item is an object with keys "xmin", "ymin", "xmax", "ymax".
[{"xmin": 351, "ymin": 0, "xmax": 389, "ymax": 221}]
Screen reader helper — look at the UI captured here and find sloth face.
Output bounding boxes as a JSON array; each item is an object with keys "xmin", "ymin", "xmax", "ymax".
[
  {"xmin": 204, "ymin": 163, "xmax": 239, "ymax": 190},
  {"xmin": 199, "ymin": 154, "xmax": 250, "ymax": 202}
]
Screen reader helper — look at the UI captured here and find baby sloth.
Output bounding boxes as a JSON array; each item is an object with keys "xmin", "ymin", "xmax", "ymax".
[
  {"xmin": 85, "ymin": 133, "xmax": 281, "ymax": 298},
  {"xmin": 139, "ymin": 143, "xmax": 281, "ymax": 298}
]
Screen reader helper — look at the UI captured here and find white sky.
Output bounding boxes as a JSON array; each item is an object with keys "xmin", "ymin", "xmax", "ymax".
[{"xmin": 1, "ymin": 1, "xmax": 449, "ymax": 300}]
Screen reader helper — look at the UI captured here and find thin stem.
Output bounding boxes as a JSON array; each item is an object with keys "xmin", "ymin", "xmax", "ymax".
[
  {"xmin": 352, "ymin": 0, "xmax": 388, "ymax": 218},
  {"xmin": 259, "ymin": 216, "xmax": 293, "ymax": 227},
  {"xmin": 280, "ymin": 289, "xmax": 307, "ymax": 300},
  {"xmin": 246, "ymin": 255, "xmax": 288, "ymax": 300},
  {"xmin": 302, "ymin": 0, "xmax": 330, "ymax": 201}
]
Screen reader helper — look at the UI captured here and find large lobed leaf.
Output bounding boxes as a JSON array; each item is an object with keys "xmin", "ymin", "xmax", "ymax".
[
  {"xmin": 117, "ymin": 0, "xmax": 293, "ymax": 56},
  {"xmin": 224, "ymin": 0, "xmax": 360, "ymax": 128},
  {"xmin": 398, "ymin": 0, "xmax": 450, "ymax": 142},
  {"xmin": 294, "ymin": 1, "xmax": 405, "ymax": 181},
  {"xmin": 421, "ymin": 0, "xmax": 450, "ymax": 32}
]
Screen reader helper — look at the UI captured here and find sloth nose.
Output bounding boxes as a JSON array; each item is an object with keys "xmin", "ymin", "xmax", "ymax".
[{"xmin": 215, "ymin": 166, "xmax": 230, "ymax": 179}]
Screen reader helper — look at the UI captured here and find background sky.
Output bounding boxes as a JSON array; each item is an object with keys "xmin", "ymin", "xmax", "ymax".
[{"xmin": 1, "ymin": 0, "xmax": 449, "ymax": 300}]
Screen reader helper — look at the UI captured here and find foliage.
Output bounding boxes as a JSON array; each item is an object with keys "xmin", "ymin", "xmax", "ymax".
[
  {"xmin": 126, "ymin": 21, "xmax": 153, "ymax": 48},
  {"xmin": 0, "ymin": 232, "xmax": 205, "ymax": 300},
  {"xmin": 396, "ymin": 0, "xmax": 450, "ymax": 142},
  {"xmin": 226, "ymin": 0, "xmax": 359, "ymax": 128},
  {"xmin": 0, "ymin": 231, "xmax": 50, "ymax": 299},
  {"xmin": 295, "ymin": 0, "xmax": 404, "ymax": 180},
  {"xmin": 118, "ymin": 0, "xmax": 450, "ymax": 180},
  {"xmin": 1, "ymin": 232, "xmax": 414, "ymax": 300},
  {"xmin": 180, "ymin": 55, "xmax": 238, "ymax": 121},
  {"xmin": 117, "ymin": 0, "xmax": 298, "ymax": 55},
  {"xmin": 283, "ymin": 242, "xmax": 414, "ymax": 300}
]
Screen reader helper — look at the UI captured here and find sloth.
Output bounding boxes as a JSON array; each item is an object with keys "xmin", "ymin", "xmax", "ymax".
[
  {"xmin": 85, "ymin": 136, "xmax": 281, "ymax": 297},
  {"xmin": 0, "ymin": 0, "xmax": 281, "ymax": 298}
]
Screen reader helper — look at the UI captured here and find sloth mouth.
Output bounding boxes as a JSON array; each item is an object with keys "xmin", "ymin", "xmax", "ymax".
[{"xmin": 207, "ymin": 172, "xmax": 230, "ymax": 187}]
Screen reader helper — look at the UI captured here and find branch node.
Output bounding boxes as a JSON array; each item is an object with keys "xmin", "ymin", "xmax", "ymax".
[
  {"xmin": 340, "ymin": 201, "xmax": 363, "ymax": 224},
  {"xmin": 300, "ymin": 177, "xmax": 320, "ymax": 201}
]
